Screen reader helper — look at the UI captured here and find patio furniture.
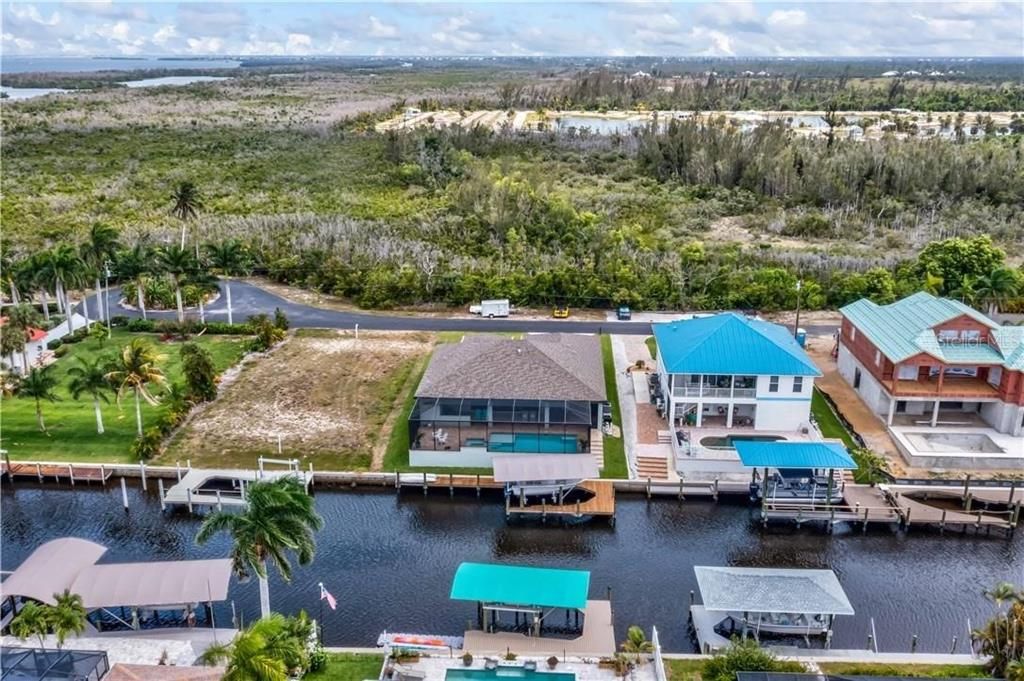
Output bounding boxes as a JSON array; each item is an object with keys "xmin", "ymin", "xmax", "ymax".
[
  {"xmin": 523, "ymin": 661, "xmax": 537, "ymax": 672},
  {"xmin": 484, "ymin": 658, "xmax": 499, "ymax": 671}
]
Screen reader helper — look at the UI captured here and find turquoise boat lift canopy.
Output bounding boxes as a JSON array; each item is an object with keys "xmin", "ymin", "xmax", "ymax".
[
  {"xmin": 450, "ymin": 562, "xmax": 590, "ymax": 610},
  {"xmin": 734, "ymin": 441, "xmax": 857, "ymax": 470},
  {"xmin": 451, "ymin": 562, "xmax": 591, "ymax": 637}
]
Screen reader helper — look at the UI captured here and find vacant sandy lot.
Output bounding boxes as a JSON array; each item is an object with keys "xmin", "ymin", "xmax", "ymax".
[{"xmin": 162, "ymin": 330, "xmax": 434, "ymax": 470}]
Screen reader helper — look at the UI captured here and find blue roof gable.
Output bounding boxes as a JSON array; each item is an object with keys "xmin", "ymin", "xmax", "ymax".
[{"xmin": 652, "ymin": 313, "xmax": 822, "ymax": 377}]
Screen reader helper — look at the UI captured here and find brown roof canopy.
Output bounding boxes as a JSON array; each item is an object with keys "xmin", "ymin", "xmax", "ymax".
[
  {"xmin": 416, "ymin": 334, "xmax": 606, "ymax": 402},
  {"xmin": 2, "ymin": 538, "xmax": 232, "ymax": 609}
]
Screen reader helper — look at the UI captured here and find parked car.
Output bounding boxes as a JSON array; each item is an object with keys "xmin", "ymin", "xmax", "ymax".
[
  {"xmin": 552, "ymin": 305, "xmax": 570, "ymax": 319},
  {"xmin": 617, "ymin": 306, "xmax": 632, "ymax": 320}
]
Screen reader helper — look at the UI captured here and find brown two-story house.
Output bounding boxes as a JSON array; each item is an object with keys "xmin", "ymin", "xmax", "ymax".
[{"xmin": 838, "ymin": 292, "xmax": 1024, "ymax": 437}]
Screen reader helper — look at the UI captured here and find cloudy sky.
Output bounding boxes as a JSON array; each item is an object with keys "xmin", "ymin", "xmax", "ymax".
[{"xmin": 2, "ymin": 1, "xmax": 1023, "ymax": 58}]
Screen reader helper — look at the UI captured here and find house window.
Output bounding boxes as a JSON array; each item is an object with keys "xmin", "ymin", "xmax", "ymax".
[
  {"xmin": 850, "ymin": 327, "xmax": 856, "ymax": 341},
  {"xmin": 853, "ymin": 368, "xmax": 862, "ymax": 389},
  {"xmin": 875, "ymin": 350, "xmax": 881, "ymax": 366},
  {"xmin": 769, "ymin": 376, "xmax": 780, "ymax": 393},
  {"xmin": 793, "ymin": 377, "xmax": 804, "ymax": 393}
]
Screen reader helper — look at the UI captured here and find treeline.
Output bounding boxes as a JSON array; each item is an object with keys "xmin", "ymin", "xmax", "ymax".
[
  {"xmin": 635, "ymin": 118, "xmax": 1024, "ymax": 208},
  {"xmin": 502, "ymin": 70, "xmax": 1024, "ymax": 112}
]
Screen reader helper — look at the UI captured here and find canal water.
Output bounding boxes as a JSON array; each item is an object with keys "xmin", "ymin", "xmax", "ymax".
[{"xmin": 2, "ymin": 482, "xmax": 1020, "ymax": 653}]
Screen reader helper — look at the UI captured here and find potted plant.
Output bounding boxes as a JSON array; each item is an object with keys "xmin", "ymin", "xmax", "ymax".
[
  {"xmin": 547, "ymin": 656, "xmax": 559, "ymax": 670},
  {"xmin": 462, "ymin": 653, "xmax": 474, "ymax": 667}
]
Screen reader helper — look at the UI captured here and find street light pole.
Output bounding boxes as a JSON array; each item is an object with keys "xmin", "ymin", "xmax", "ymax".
[
  {"xmin": 104, "ymin": 260, "xmax": 112, "ymax": 338},
  {"xmin": 793, "ymin": 279, "xmax": 803, "ymax": 339}
]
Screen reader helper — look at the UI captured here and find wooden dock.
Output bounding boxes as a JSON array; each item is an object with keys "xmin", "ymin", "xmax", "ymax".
[
  {"xmin": 761, "ymin": 483, "xmax": 1019, "ymax": 534},
  {"xmin": 505, "ymin": 480, "xmax": 615, "ymax": 520},
  {"xmin": 2, "ymin": 462, "xmax": 113, "ymax": 484}
]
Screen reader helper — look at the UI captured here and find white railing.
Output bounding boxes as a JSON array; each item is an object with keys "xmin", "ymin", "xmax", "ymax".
[
  {"xmin": 672, "ymin": 385, "xmax": 757, "ymax": 398},
  {"xmin": 652, "ymin": 626, "xmax": 667, "ymax": 681}
]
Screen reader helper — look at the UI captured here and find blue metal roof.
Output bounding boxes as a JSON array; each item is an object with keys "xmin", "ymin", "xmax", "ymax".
[
  {"xmin": 652, "ymin": 313, "xmax": 821, "ymax": 377},
  {"xmin": 734, "ymin": 441, "xmax": 857, "ymax": 470}
]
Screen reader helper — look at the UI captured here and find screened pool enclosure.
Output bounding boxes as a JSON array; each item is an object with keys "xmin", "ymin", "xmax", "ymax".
[{"xmin": 409, "ymin": 398, "xmax": 601, "ymax": 455}]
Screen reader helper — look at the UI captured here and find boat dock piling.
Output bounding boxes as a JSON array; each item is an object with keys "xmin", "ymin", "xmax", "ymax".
[{"xmin": 2, "ymin": 461, "xmax": 113, "ymax": 485}]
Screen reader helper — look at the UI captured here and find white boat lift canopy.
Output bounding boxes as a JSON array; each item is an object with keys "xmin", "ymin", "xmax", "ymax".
[
  {"xmin": 492, "ymin": 455, "xmax": 598, "ymax": 483},
  {"xmin": 694, "ymin": 566, "xmax": 855, "ymax": 616},
  {"xmin": 2, "ymin": 538, "xmax": 232, "ymax": 609}
]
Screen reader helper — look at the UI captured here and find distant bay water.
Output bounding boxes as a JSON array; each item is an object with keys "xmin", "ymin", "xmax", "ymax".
[
  {"xmin": 0, "ymin": 56, "xmax": 239, "ymax": 100},
  {"xmin": 1, "ymin": 56, "xmax": 240, "ymax": 73}
]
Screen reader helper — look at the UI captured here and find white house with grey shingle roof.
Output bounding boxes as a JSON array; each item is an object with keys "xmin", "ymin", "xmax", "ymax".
[{"xmin": 408, "ymin": 334, "xmax": 607, "ymax": 468}]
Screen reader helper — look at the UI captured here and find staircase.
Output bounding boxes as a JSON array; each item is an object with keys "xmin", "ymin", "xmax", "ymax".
[
  {"xmin": 590, "ymin": 429, "xmax": 605, "ymax": 470},
  {"xmin": 636, "ymin": 455, "xmax": 669, "ymax": 480}
]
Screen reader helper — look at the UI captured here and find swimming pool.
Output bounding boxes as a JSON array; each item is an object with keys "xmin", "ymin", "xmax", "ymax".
[
  {"xmin": 489, "ymin": 433, "xmax": 580, "ymax": 453},
  {"xmin": 699, "ymin": 434, "xmax": 786, "ymax": 450},
  {"xmin": 446, "ymin": 668, "xmax": 576, "ymax": 681}
]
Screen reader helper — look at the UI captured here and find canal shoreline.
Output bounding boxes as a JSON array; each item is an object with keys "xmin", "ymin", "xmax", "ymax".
[{"xmin": 3, "ymin": 477, "xmax": 1019, "ymax": 654}]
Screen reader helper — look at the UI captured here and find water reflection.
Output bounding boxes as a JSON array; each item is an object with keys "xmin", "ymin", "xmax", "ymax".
[{"xmin": 2, "ymin": 482, "xmax": 1019, "ymax": 653}]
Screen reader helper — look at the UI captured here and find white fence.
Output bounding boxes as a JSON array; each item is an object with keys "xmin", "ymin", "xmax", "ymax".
[{"xmin": 652, "ymin": 626, "xmax": 667, "ymax": 681}]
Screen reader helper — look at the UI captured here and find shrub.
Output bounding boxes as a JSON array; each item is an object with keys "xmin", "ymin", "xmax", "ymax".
[
  {"xmin": 126, "ymin": 318, "xmax": 156, "ymax": 332},
  {"xmin": 308, "ymin": 647, "xmax": 328, "ymax": 673},
  {"xmin": 47, "ymin": 338, "xmax": 63, "ymax": 350},
  {"xmin": 702, "ymin": 638, "xmax": 806, "ymax": 681},
  {"xmin": 180, "ymin": 343, "xmax": 217, "ymax": 402},
  {"xmin": 131, "ymin": 428, "xmax": 164, "ymax": 460},
  {"xmin": 53, "ymin": 345, "xmax": 70, "ymax": 358},
  {"xmin": 462, "ymin": 652, "xmax": 473, "ymax": 666},
  {"xmin": 273, "ymin": 307, "xmax": 289, "ymax": 331},
  {"xmin": 110, "ymin": 315, "xmax": 129, "ymax": 327}
]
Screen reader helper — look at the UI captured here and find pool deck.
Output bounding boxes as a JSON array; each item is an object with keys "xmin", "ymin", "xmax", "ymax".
[
  {"xmin": 462, "ymin": 600, "xmax": 616, "ymax": 657},
  {"xmin": 401, "ymin": 656, "xmax": 657, "ymax": 681}
]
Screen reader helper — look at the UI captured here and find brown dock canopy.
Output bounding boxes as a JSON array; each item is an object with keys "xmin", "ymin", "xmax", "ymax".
[{"xmin": 2, "ymin": 538, "xmax": 232, "ymax": 609}]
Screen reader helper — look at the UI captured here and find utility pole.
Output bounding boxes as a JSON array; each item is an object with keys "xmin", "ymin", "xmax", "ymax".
[
  {"xmin": 793, "ymin": 279, "xmax": 803, "ymax": 339},
  {"xmin": 104, "ymin": 260, "xmax": 113, "ymax": 338}
]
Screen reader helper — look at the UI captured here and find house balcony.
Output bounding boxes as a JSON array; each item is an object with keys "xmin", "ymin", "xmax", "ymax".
[
  {"xmin": 671, "ymin": 375, "xmax": 757, "ymax": 399},
  {"xmin": 891, "ymin": 376, "xmax": 1001, "ymax": 400}
]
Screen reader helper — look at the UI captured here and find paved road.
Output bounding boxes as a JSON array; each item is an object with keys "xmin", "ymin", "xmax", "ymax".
[{"xmin": 84, "ymin": 280, "xmax": 839, "ymax": 336}]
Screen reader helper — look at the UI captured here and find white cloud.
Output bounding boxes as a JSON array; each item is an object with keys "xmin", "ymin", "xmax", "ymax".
[
  {"xmin": 367, "ymin": 15, "xmax": 398, "ymax": 39},
  {"xmin": 152, "ymin": 24, "xmax": 177, "ymax": 45},
  {"xmin": 9, "ymin": 4, "xmax": 61, "ymax": 26},
  {"xmin": 286, "ymin": 32, "xmax": 312, "ymax": 53},
  {"xmin": 767, "ymin": 10, "xmax": 807, "ymax": 28},
  {"xmin": 186, "ymin": 36, "xmax": 224, "ymax": 54}
]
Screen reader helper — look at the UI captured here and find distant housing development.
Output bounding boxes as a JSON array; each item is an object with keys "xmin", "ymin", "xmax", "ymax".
[
  {"xmin": 838, "ymin": 292, "xmax": 1024, "ymax": 468},
  {"xmin": 408, "ymin": 334, "xmax": 607, "ymax": 468}
]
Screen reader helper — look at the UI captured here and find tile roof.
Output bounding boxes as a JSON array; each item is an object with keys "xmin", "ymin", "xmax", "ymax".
[
  {"xmin": 416, "ymin": 334, "xmax": 606, "ymax": 402},
  {"xmin": 652, "ymin": 313, "xmax": 821, "ymax": 377},
  {"xmin": 840, "ymin": 293, "xmax": 1019, "ymax": 368}
]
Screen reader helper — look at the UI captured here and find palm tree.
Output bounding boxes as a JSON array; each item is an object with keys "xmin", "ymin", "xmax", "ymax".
[
  {"xmin": 68, "ymin": 356, "xmax": 113, "ymax": 435},
  {"xmin": 949, "ymin": 275, "xmax": 978, "ymax": 306},
  {"xmin": 50, "ymin": 590, "xmax": 87, "ymax": 649},
  {"xmin": 116, "ymin": 244, "xmax": 152, "ymax": 320},
  {"xmin": 199, "ymin": 614, "xmax": 305, "ymax": 681},
  {"xmin": 19, "ymin": 366, "xmax": 60, "ymax": 431},
  {"xmin": 157, "ymin": 246, "xmax": 196, "ymax": 323},
  {"xmin": 105, "ymin": 339, "xmax": 167, "ymax": 436},
  {"xmin": 196, "ymin": 477, "xmax": 323, "ymax": 619},
  {"xmin": 38, "ymin": 245, "xmax": 84, "ymax": 332},
  {"xmin": 4, "ymin": 303, "xmax": 42, "ymax": 373},
  {"xmin": 975, "ymin": 267, "xmax": 1021, "ymax": 316},
  {"xmin": 620, "ymin": 625, "xmax": 654, "ymax": 664},
  {"xmin": 81, "ymin": 223, "xmax": 120, "ymax": 323},
  {"xmin": 206, "ymin": 240, "xmax": 249, "ymax": 325},
  {"xmin": 18, "ymin": 253, "xmax": 51, "ymax": 322},
  {"xmin": 10, "ymin": 601, "xmax": 49, "ymax": 648},
  {"xmin": 171, "ymin": 181, "xmax": 203, "ymax": 253}
]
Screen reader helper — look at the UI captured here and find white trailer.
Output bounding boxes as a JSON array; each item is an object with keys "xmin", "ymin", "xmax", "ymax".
[{"xmin": 469, "ymin": 299, "xmax": 510, "ymax": 318}]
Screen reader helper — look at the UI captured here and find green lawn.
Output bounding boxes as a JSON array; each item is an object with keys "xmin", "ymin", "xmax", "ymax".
[
  {"xmin": 811, "ymin": 388, "xmax": 856, "ymax": 448},
  {"xmin": 817, "ymin": 662, "xmax": 989, "ymax": 678},
  {"xmin": 600, "ymin": 335, "xmax": 629, "ymax": 479},
  {"xmin": 665, "ymin": 658, "xmax": 706, "ymax": 681},
  {"xmin": 306, "ymin": 653, "xmax": 385, "ymax": 681},
  {"xmin": 645, "ymin": 336, "xmax": 658, "ymax": 360},
  {"xmin": 2, "ymin": 330, "xmax": 248, "ymax": 463}
]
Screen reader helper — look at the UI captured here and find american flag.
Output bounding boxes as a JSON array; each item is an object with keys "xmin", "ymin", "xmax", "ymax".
[{"xmin": 319, "ymin": 583, "xmax": 337, "ymax": 610}]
